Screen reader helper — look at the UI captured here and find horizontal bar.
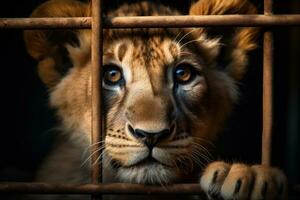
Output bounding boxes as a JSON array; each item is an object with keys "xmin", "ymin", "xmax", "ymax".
[
  {"xmin": 105, "ymin": 14, "xmax": 300, "ymax": 28},
  {"xmin": 1, "ymin": 15, "xmax": 300, "ymax": 29},
  {"xmin": 0, "ymin": 182, "xmax": 299, "ymax": 195},
  {"xmin": 0, "ymin": 183, "xmax": 203, "ymax": 195},
  {"xmin": 0, "ymin": 182, "xmax": 300, "ymax": 197},
  {"xmin": 0, "ymin": 17, "xmax": 90, "ymax": 29}
]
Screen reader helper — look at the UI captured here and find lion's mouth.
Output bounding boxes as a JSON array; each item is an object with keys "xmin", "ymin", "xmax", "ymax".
[
  {"xmin": 129, "ymin": 156, "xmax": 168, "ymax": 167},
  {"xmin": 111, "ymin": 155, "xmax": 171, "ymax": 169}
]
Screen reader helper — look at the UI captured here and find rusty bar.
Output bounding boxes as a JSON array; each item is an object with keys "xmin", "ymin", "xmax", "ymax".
[
  {"xmin": 0, "ymin": 17, "xmax": 90, "ymax": 29},
  {"xmin": 262, "ymin": 31, "xmax": 273, "ymax": 165},
  {"xmin": 262, "ymin": 0, "xmax": 273, "ymax": 165},
  {"xmin": 264, "ymin": 0, "xmax": 273, "ymax": 15},
  {"xmin": 91, "ymin": 0, "xmax": 103, "ymax": 199},
  {"xmin": 105, "ymin": 15, "xmax": 300, "ymax": 28},
  {"xmin": 1, "ymin": 15, "xmax": 300, "ymax": 29},
  {"xmin": 0, "ymin": 182, "xmax": 299, "ymax": 195},
  {"xmin": 0, "ymin": 183, "xmax": 204, "ymax": 195},
  {"xmin": 91, "ymin": 0, "xmax": 102, "ymax": 184}
]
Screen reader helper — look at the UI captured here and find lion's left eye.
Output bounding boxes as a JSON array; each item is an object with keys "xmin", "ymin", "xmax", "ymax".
[
  {"xmin": 103, "ymin": 64, "xmax": 123, "ymax": 85},
  {"xmin": 174, "ymin": 63, "xmax": 196, "ymax": 84}
]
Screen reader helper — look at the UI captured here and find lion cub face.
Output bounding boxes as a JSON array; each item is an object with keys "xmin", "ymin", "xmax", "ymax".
[
  {"xmin": 24, "ymin": 0, "xmax": 257, "ymax": 185},
  {"xmin": 48, "ymin": 28, "xmax": 239, "ymax": 184},
  {"xmin": 101, "ymin": 31, "xmax": 237, "ymax": 184}
]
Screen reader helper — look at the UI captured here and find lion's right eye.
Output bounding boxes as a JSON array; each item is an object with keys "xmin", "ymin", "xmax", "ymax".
[
  {"xmin": 173, "ymin": 63, "xmax": 196, "ymax": 84},
  {"xmin": 103, "ymin": 64, "xmax": 123, "ymax": 86}
]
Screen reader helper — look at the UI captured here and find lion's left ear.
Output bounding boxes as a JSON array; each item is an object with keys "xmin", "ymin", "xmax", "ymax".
[
  {"xmin": 24, "ymin": 0, "xmax": 90, "ymax": 87},
  {"xmin": 189, "ymin": 0, "xmax": 259, "ymax": 80}
]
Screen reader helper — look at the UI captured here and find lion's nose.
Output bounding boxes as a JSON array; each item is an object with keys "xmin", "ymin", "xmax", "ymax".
[{"xmin": 128, "ymin": 125, "xmax": 172, "ymax": 149}]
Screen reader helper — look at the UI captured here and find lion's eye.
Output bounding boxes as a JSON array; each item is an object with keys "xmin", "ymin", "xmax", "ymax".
[
  {"xmin": 103, "ymin": 64, "xmax": 123, "ymax": 85},
  {"xmin": 174, "ymin": 63, "xmax": 196, "ymax": 84}
]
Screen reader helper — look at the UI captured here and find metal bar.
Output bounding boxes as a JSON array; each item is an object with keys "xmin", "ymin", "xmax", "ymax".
[
  {"xmin": 0, "ymin": 0, "xmax": 297, "ymax": 197},
  {"xmin": 262, "ymin": 0, "xmax": 273, "ymax": 165},
  {"xmin": 91, "ymin": 0, "xmax": 103, "ymax": 199},
  {"xmin": 262, "ymin": 31, "xmax": 273, "ymax": 166},
  {"xmin": 91, "ymin": 0, "xmax": 102, "ymax": 184},
  {"xmin": 105, "ymin": 15, "xmax": 300, "ymax": 28},
  {"xmin": 0, "ymin": 183, "xmax": 204, "ymax": 195},
  {"xmin": 265, "ymin": 0, "xmax": 273, "ymax": 14},
  {"xmin": 0, "ymin": 182, "xmax": 299, "ymax": 195},
  {"xmin": 1, "ymin": 15, "xmax": 300, "ymax": 29},
  {"xmin": 0, "ymin": 17, "xmax": 90, "ymax": 29}
]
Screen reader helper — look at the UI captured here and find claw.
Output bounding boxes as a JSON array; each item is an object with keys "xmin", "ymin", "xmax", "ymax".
[
  {"xmin": 212, "ymin": 170, "xmax": 219, "ymax": 183},
  {"xmin": 234, "ymin": 179, "xmax": 242, "ymax": 194}
]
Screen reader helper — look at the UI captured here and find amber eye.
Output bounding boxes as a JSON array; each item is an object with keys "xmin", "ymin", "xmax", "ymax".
[
  {"xmin": 103, "ymin": 64, "xmax": 123, "ymax": 86},
  {"xmin": 174, "ymin": 63, "xmax": 195, "ymax": 84}
]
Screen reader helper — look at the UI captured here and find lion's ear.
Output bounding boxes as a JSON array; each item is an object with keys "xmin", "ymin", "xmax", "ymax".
[
  {"xmin": 189, "ymin": 0, "xmax": 259, "ymax": 80},
  {"xmin": 24, "ymin": 0, "xmax": 90, "ymax": 87}
]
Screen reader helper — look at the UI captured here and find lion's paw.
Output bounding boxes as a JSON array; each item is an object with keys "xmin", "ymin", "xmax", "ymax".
[{"xmin": 200, "ymin": 161, "xmax": 287, "ymax": 200}]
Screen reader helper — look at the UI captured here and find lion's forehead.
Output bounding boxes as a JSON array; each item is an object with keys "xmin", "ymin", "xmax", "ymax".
[
  {"xmin": 107, "ymin": 1, "xmax": 179, "ymax": 18},
  {"xmin": 106, "ymin": 34, "xmax": 180, "ymax": 62},
  {"xmin": 103, "ymin": 35, "xmax": 182, "ymax": 90}
]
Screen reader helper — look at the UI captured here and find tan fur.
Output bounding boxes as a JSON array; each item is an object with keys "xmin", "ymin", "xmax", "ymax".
[
  {"xmin": 24, "ymin": 0, "xmax": 89, "ymax": 86},
  {"xmin": 24, "ymin": 1, "xmax": 286, "ymax": 200},
  {"xmin": 201, "ymin": 162, "xmax": 287, "ymax": 199},
  {"xmin": 189, "ymin": 0, "xmax": 259, "ymax": 80}
]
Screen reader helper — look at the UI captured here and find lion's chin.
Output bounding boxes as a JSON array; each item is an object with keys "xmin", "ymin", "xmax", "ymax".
[{"xmin": 116, "ymin": 162, "xmax": 178, "ymax": 185}]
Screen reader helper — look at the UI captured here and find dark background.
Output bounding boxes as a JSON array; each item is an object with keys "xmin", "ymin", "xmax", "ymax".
[{"xmin": 0, "ymin": 0, "xmax": 299, "ymax": 193}]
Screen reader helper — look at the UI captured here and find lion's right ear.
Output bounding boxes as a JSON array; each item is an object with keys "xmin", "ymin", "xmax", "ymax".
[{"xmin": 24, "ymin": 0, "xmax": 89, "ymax": 87}]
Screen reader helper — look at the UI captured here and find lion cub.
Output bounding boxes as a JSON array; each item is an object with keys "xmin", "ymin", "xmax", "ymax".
[{"xmin": 24, "ymin": 0, "xmax": 287, "ymax": 199}]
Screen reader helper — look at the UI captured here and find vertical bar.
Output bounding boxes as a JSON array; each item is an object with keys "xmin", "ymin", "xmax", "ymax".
[
  {"xmin": 91, "ymin": 0, "xmax": 103, "ymax": 199},
  {"xmin": 262, "ymin": 0, "xmax": 273, "ymax": 165}
]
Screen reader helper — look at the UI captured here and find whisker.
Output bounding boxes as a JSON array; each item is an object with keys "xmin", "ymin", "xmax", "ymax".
[
  {"xmin": 194, "ymin": 149, "xmax": 212, "ymax": 163},
  {"xmin": 171, "ymin": 30, "xmax": 182, "ymax": 44},
  {"xmin": 179, "ymin": 38, "xmax": 203, "ymax": 49},
  {"xmin": 192, "ymin": 151, "xmax": 211, "ymax": 167},
  {"xmin": 176, "ymin": 155, "xmax": 190, "ymax": 174},
  {"xmin": 190, "ymin": 141, "xmax": 211, "ymax": 155},
  {"xmin": 92, "ymin": 149, "xmax": 108, "ymax": 166},
  {"xmin": 104, "ymin": 154, "xmax": 115, "ymax": 169},
  {"xmin": 177, "ymin": 28, "xmax": 196, "ymax": 45},
  {"xmin": 81, "ymin": 146, "xmax": 106, "ymax": 167},
  {"xmin": 190, "ymin": 141, "xmax": 214, "ymax": 161},
  {"xmin": 82, "ymin": 140, "xmax": 106, "ymax": 157},
  {"xmin": 190, "ymin": 152, "xmax": 207, "ymax": 168},
  {"xmin": 179, "ymin": 51, "xmax": 193, "ymax": 56},
  {"xmin": 191, "ymin": 136, "xmax": 216, "ymax": 148}
]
